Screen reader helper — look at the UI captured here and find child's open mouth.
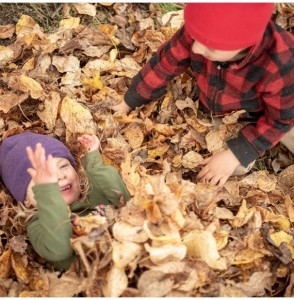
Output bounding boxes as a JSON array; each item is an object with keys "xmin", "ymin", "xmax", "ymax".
[{"xmin": 60, "ymin": 184, "xmax": 71, "ymax": 192}]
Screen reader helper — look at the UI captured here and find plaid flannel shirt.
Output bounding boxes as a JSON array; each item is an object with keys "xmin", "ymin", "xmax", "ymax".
[{"xmin": 125, "ymin": 21, "xmax": 294, "ymax": 167}]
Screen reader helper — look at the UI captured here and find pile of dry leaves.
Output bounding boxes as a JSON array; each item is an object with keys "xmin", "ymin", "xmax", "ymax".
[{"xmin": 0, "ymin": 3, "xmax": 294, "ymax": 297}]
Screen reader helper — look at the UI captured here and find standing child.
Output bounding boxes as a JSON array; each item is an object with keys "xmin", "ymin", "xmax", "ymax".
[
  {"xmin": 0, "ymin": 132, "xmax": 130, "ymax": 271},
  {"xmin": 111, "ymin": 3, "xmax": 294, "ymax": 187}
]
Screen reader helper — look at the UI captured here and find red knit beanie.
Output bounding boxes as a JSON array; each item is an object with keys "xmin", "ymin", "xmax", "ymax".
[{"xmin": 184, "ymin": 3, "xmax": 274, "ymax": 51}]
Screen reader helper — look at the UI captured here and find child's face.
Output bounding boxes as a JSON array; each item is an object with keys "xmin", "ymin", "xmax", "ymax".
[
  {"xmin": 26, "ymin": 157, "xmax": 81, "ymax": 206},
  {"xmin": 192, "ymin": 40, "xmax": 248, "ymax": 62}
]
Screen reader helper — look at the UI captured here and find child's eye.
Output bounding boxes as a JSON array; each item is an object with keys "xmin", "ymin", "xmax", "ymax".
[{"xmin": 60, "ymin": 164, "xmax": 69, "ymax": 169}]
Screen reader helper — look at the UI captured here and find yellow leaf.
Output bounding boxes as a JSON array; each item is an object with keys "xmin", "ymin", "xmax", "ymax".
[
  {"xmin": 109, "ymin": 48, "xmax": 118, "ymax": 63},
  {"xmin": 230, "ymin": 199, "xmax": 255, "ymax": 227},
  {"xmin": 83, "ymin": 70, "xmax": 103, "ymax": 92},
  {"xmin": 258, "ymin": 207, "xmax": 291, "ymax": 231},
  {"xmin": 59, "ymin": 17, "xmax": 80, "ymax": 30},
  {"xmin": 11, "ymin": 252, "xmax": 29, "ymax": 284},
  {"xmin": 154, "ymin": 124, "xmax": 175, "ymax": 136},
  {"xmin": 60, "ymin": 96, "xmax": 96, "ymax": 136},
  {"xmin": 284, "ymin": 194, "xmax": 294, "ymax": 222},
  {"xmin": 124, "ymin": 126, "xmax": 144, "ymax": 149},
  {"xmin": 183, "ymin": 230, "xmax": 227, "ymax": 270},
  {"xmin": 233, "ymin": 248, "xmax": 265, "ymax": 265},
  {"xmin": 0, "ymin": 247, "xmax": 12, "ymax": 279},
  {"xmin": 148, "ymin": 144, "xmax": 169, "ymax": 160},
  {"xmin": 269, "ymin": 231, "xmax": 294, "ymax": 258},
  {"xmin": 22, "ymin": 57, "xmax": 35, "ymax": 71},
  {"xmin": 16, "ymin": 15, "xmax": 36, "ymax": 35},
  {"xmin": 19, "ymin": 75, "xmax": 43, "ymax": 99}
]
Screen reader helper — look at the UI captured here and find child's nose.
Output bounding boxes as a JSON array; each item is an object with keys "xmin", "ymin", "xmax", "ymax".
[{"xmin": 57, "ymin": 170, "xmax": 66, "ymax": 181}]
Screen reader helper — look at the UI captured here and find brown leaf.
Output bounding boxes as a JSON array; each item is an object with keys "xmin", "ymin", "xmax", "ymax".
[
  {"xmin": 182, "ymin": 151, "xmax": 203, "ymax": 169},
  {"xmin": 112, "ymin": 241, "xmax": 142, "ymax": 268},
  {"xmin": 37, "ymin": 91, "xmax": 61, "ymax": 131},
  {"xmin": 60, "ymin": 96, "xmax": 96, "ymax": 137},
  {"xmin": 73, "ymin": 3, "xmax": 96, "ymax": 17},
  {"xmin": 102, "ymin": 266, "xmax": 128, "ymax": 297},
  {"xmin": 222, "ymin": 110, "xmax": 246, "ymax": 125},
  {"xmin": 183, "ymin": 230, "xmax": 227, "ymax": 270},
  {"xmin": 0, "ymin": 24, "xmax": 15, "ymax": 39},
  {"xmin": 8, "ymin": 236, "xmax": 27, "ymax": 254},
  {"xmin": 137, "ymin": 270, "xmax": 174, "ymax": 297},
  {"xmin": 0, "ymin": 92, "xmax": 28, "ymax": 113},
  {"xmin": 240, "ymin": 170, "xmax": 277, "ymax": 192},
  {"xmin": 0, "ymin": 247, "xmax": 12, "ymax": 279},
  {"xmin": 112, "ymin": 221, "xmax": 149, "ymax": 243},
  {"xmin": 205, "ymin": 129, "xmax": 225, "ymax": 152}
]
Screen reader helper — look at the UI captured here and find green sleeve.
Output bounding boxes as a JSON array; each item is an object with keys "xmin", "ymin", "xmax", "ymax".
[
  {"xmin": 27, "ymin": 183, "xmax": 74, "ymax": 270},
  {"xmin": 80, "ymin": 151, "xmax": 131, "ymax": 207}
]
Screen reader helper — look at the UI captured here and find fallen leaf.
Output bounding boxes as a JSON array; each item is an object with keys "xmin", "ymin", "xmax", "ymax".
[
  {"xmin": 222, "ymin": 110, "xmax": 246, "ymax": 125},
  {"xmin": 113, "ymin": 221, "xmax": 149, "ymax": 243},
  {"xmin": 124, "ymin": 126, "xmax": 144, "ymax": 149},
  {"xmin": 59, "ymin": 17, "xmax": 80, "ymax": 30},
  {"xmin": 73, "ymin": 3, "xmax": 96, "ymax": 17},
  {"xmin": 102, "ymin": 266, "xmax": 128, "ymax": 297},
  {"xmin": 0, "ymin": 247, "xmax": 12, "ymax": 279},
  {"xmin": 112, "ymin": 241, "xmax": 142, "ymax": 268},
  {"xmin": 0, "ymin": 24, "xmax": 15, "ymax": 39},
  {"xmin": 182, "ymin": 150, "xmax": 203, "ymax": 169},
  {"xmin": 205, "ymin": 129, "xmax": 224, "ymax": 152},
  {"xmin": 37, "ymin": 91, "xmax": 61, "ymax": 131},
  {"xmin": 183, "ymin": 230, "xmax": 227, "ymax": 270},
  {"xmin": 145, "ymin": 242, "xmax": 187, "ymax": 264},
  {"xmin": 60, "ymin": 96, "xmax": 96, "ymax": 137},
  {"xmin": 0, "ymin": 92, "xmax": 28, "ymax": 113},
  {"xmin": 137, "ymin": 270, "xmax": 174, "ymax": 297}
]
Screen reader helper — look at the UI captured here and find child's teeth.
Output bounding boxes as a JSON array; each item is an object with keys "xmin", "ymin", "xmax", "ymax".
[{"xmin": 61, "ymin": 185, "xmax": 71, "ymax": 191}]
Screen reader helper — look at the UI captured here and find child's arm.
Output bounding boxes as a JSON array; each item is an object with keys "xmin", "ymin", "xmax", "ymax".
[
  {"xmin": 111, "ymin": 26, "xmax": 193, "ymax": 112},
  {"xmin": 26, "ymin": 144, "xmax": 74, "ymax": 268},
  {"xmin": 78, "ymin": 135, "xmax": 131, "ymax": 207}
]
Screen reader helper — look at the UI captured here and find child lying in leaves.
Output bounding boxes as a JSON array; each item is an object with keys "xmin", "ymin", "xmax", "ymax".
[{"xmin": 0, "ymin": 132, "xmax": 130, "ymax": 271}]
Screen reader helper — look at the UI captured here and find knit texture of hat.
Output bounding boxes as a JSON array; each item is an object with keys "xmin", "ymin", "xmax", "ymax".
[
  {"xmin": 184, "ymin": 3, "xmax": 274, "ymax": 51},
  {"xmin": 0, "ymin": 132, "xmax": 76, "ymax": 203}
]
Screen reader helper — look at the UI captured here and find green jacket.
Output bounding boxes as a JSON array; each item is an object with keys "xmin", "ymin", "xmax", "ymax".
[{"xmin": 27, "ymin": 151, "xmax": 131, "ymax": 271}]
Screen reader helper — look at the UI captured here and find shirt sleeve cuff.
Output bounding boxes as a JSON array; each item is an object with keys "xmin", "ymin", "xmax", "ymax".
[{"xmin": 226, "ymin": 133, "xmax": 260, "ymax": 167}]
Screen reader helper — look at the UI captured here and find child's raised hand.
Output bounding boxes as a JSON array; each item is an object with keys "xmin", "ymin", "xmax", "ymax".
[
  {"xmin": 26, "ymin": 143, "xmax": 58, "ymax": 185},
  {"xmin": 78, "ymin": 134, "xmax": 100, "ymax": 153}
]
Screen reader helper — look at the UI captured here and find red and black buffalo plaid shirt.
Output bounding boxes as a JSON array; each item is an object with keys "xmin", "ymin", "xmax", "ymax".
[{"xmin": 124, "ymin": 21, "xmax": 294, "ymax": 167}]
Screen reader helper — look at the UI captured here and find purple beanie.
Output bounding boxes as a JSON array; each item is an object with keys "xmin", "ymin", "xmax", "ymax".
[{"xmin": 0, "ymin": 132, "xmax": 76, "ymax": 203}]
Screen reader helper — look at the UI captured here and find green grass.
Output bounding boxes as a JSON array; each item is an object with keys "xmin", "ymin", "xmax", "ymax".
[{"xmin": 156, "ymin": 3, "xmax": 184, "ymax": 14}]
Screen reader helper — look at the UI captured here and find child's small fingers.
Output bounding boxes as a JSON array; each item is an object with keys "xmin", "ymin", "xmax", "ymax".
[
  {"xmin": 26, "ymin": 146, "xmax": 38, "ymax": 168},
  {"xmin": 27, "ymin": 168, "xmax": 36, "ymax": 178}
]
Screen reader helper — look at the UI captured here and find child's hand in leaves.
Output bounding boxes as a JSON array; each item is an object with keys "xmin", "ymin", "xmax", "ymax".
[
  {"xmin": 26, "ymin": 143, "xmax": 58, "ymax": 185},
  {"xmin": 196, "ymin": 149, "xmax": 240, "ymax": 187},
  {"xmin": 78, "ymin": 134, "xmax": 100, "ymax": 153}
]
